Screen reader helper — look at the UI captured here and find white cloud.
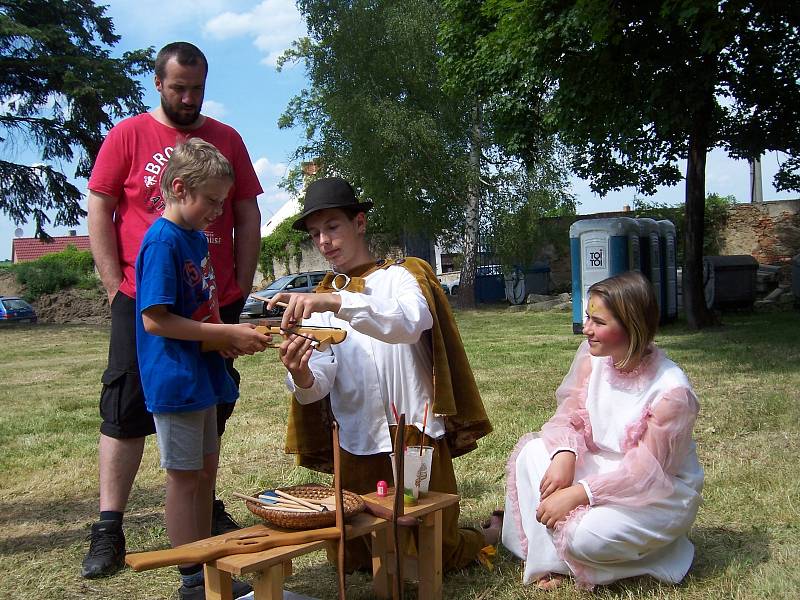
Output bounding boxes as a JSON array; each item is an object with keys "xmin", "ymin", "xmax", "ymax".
[
  {"xmin": 252, "ymin": 155, "xmax": 294, "ymax": 224},
  {"xmin": 201, "ymin": 99, "xmax": 227, "ymax": 120},
  {"xmin": 263, "ymin": 189, "xmax": 291, "ymax": 207},
  {"xmin": 105, "ymin": 0, "xmax": 233, "ymax": 37},
  {"xmin": 204, "ymin": 0, "xmax": 305, "ymax": 67},
  {"xmin": 253, "ymin": 156, "xmax": 287, "ymax": 179}
]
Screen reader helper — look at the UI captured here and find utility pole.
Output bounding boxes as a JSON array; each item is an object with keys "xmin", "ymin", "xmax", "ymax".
[{"xmin": 749, "ymin": 157, "xmax": 763, "ymax": 203}]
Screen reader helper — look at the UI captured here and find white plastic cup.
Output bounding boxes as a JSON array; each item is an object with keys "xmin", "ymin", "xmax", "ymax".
[{"xmin": 392, "ymin": 445, "xmax": 433, "ymax": 501}]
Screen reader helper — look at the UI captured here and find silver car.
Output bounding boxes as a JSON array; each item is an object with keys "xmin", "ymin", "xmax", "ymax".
[{"xmin": 241, "ymin": 271, "xmax": 328, "ymax": 318}]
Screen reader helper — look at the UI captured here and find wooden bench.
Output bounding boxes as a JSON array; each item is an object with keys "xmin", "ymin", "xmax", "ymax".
[{"xmin": 200, "ymin": 490, "xmax": 459, "ymax": 600}]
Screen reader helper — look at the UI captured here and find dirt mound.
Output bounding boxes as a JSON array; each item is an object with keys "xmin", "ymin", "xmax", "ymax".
[
  {"xmin": 1, "ymin": 269, "xmax": 110, "ymax": 324},
  {"xmin": 0, "ymin": 269, "xmax": 23, "ymax": 297},
  {"xmin": 33, "ymin": 287, "xmax": 110, "ymax": 325}
]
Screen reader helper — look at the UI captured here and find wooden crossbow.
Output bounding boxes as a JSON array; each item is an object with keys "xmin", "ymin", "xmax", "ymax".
[{"xmin": 201, "ymin": 320, "xmax": 347, "ymax": 353}]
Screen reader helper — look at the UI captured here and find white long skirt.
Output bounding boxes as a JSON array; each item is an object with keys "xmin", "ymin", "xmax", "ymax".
[{"xmin": 503, "ymin": 435, "xmax": 703, "ymax": 587}]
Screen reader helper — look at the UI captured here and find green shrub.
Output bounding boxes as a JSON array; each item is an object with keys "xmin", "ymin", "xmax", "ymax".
[
  {"xmin": 631, "ymin": 193, "xmax": 735, "ymax": 262},
  {"xmin": 259, "ymin": 216, "xmax": 306, "ymax": 281},
  {"xmin": 12, "ymin": 245, "xmax": 96, "ymax": 300}
]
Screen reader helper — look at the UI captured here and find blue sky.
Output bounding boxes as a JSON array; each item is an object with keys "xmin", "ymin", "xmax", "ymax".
[{"xmin": 1, "ymin": 0, "xmax": 797, "ymax": 260}]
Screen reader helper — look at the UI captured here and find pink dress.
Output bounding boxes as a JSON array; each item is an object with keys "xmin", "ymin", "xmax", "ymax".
[{"xmin": 503, "ymin": 341, "xmax": 704, "ymax": 588}]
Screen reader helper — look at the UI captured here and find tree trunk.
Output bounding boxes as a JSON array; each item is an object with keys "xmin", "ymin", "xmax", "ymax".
[
  {"xmin": 683, "ymin": 94, "xmax": 717, "ymax": 329},
  {"xmin": 458, "ymin": 99, "xmax": 482, "ymax": 310}
]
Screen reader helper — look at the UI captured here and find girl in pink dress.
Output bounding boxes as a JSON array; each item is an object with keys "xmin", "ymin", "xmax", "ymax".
[{"xmin": 502, "ymin": 271, "xmax": 704, "ymax": 590}]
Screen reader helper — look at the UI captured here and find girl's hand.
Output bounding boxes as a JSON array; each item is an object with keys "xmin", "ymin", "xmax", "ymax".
[
  {"xmin": 540, "ymin": 451, "xmax": 576, "ymax": 500},
  {"xmin": 536, "ymin": 485, "xmax": 588, "ymax": 529},
  {"xmin": 278, "ymin": 333, "xmax": 315, "ymax": 388}
]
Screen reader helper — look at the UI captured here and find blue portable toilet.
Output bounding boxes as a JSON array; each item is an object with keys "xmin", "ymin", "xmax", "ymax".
[
  {"xmin": 636, "ymin": 218, "xmax": 663, "ymax": 319},
  {"xmin": 658, "ymin": 220, "xmax": 678, "ymax": 322},
  {"xmin": 569, "ymin": 217, "xmax": 641, "ymax": 334}
]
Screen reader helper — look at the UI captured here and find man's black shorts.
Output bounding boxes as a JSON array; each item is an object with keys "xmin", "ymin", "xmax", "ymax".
[
  {"xmin": 99, "ymin": 292, "xmax": 245, "ymax": 439},
  {"xmin": 217, "ymin": 296, "xmax": 246, "ymax": 435}
]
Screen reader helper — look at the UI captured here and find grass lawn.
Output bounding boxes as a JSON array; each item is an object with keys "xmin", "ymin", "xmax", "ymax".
[{"xmin": 0, "ymin": 308, "xmax": 798, "ymax": 599}]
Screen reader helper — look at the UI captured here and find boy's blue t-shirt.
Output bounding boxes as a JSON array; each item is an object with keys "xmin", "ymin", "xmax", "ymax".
[{"xmin": 135, "ymin": 218, "xmax": 238, "ymax": 414}]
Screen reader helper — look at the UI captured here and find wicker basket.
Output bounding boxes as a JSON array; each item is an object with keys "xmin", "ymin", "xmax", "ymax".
[{"xmin": 246, "ymin": 484, "xmax": 365, "ymax": 530}]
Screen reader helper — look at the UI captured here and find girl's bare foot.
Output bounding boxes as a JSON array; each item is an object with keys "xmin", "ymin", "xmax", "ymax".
[
  {"xmin": 536, "ymin": 573, "xmax": 566, "ymax": 590},
  {"xmin": 482, "ymin": 510, "xmax": 504, "ymax": 546}
]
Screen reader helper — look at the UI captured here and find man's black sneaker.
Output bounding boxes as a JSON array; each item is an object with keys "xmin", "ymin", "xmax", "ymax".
[
  {"xmin": 211, "ymin": 499, "xmax": 241, "ymax": 535},
  {"xmin": 178, "ymin": 578, "xmax": 252, "ymax": 599},
  {"xmin": 80, "ymin": 519, "xmax": 126, "ymax": 578}
]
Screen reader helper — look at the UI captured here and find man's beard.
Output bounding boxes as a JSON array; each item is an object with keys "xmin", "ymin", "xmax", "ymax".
[{"xmin": 161, "ymin": 97, "xmax": 201, "ymax": 127}]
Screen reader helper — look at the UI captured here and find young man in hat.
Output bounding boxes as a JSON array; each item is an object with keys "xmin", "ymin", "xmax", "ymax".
[{"xmin": 267, "ymin": 177, "xmax": 497, "ymax": 572}]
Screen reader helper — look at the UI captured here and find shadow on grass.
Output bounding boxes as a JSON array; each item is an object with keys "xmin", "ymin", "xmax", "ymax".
[
  {"xmin": 658, "ymin": 312, "xmax": 800, "ymax": 374},
  {"xmin": 688, "ymin": 525, "xmax": 771, "ymax": 580},
  {"xmin": 0, "ymin": 486, "xmax": 167, "ymax": 555},
  {"xmin": 0, "ymin": 511, "xmax": 166, "ymax": 556}
]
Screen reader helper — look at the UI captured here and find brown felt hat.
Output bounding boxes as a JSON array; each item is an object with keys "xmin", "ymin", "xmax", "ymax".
[{"xmin": 292, "ymin": 177, "xmax": 373, "ymax": 231}]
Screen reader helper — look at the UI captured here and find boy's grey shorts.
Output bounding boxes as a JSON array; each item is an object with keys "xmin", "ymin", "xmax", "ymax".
[{"xmin": 153, "ymin": 406, "xmax": 219, "ymax": 470}]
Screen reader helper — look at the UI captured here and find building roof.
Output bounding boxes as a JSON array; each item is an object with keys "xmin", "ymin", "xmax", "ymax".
[
  {"xmin": 11, "ymin": 235, "xmax": 91, "ymax": 263},
  {"xmin": 261, "ymin": 197, "xmax": 302, "ymax": 237}
]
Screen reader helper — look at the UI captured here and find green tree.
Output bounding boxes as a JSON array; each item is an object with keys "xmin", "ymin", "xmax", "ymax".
[
  {"xmin": 0, "ymin": 0, "xmax": 152, "ymax": 238},
  {"xmin": 280, "ymin": 0, "xmax": 572, "ymax": 307},
  {"xmin": 440, "ymin": 1, "xmax": 800, "ymax": 327},
  {"xmin": 258, "ymin": 217, "xmax": 305, "ymax": 281},
  {"xmin": 481, "ymin": 148, "xmax": 576, "ymax": 269}
]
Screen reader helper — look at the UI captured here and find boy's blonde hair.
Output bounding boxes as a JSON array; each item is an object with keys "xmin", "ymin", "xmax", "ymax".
[
  {"xmin": 588, "ymin": 271, "xmax": 659, "ymax": 370},
  {"xmin": 160, "ymin": 138, "xmax": 234, "ymax": 203}
]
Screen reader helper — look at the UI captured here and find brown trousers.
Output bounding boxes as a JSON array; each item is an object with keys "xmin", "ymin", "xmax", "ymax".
[{"xmin": 333, "ymin": 426, "xmax": 484, "ymax": 572}]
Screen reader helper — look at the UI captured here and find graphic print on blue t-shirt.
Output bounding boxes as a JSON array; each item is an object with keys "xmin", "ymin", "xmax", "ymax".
[{"xmin": 135, "ymin": 218, "xmax": 238, "ymax": 414}]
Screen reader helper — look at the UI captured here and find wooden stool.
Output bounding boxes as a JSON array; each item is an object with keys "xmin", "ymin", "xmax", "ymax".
[{"xmin": 199, "ymin": 491, "xmax": 459, "ymax": 600}]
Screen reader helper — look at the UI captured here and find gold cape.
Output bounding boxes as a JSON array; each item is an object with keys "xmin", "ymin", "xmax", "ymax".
[{"xmin": 283, "ymin": 257, "xmax": 492, "ymax": 473}]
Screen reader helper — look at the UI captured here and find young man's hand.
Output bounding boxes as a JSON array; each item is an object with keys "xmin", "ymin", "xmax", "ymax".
[
  {"xmin": 218, "ymin": 323, "xmax": 272, "ymax": 358},
  {"xmin": 278, "ymin": 333, "xmax": 316, "ymax": 388},
  {"xmin": 267, "ymin": 292, "xmax": 342, "ymax": 331},
  {"xmin": 536, "ymin": 485, "xmax": 588, "ymax": 529},
  {"xmin": 540, "ymin": 451, "xmax": 577, "ymax": 500}
]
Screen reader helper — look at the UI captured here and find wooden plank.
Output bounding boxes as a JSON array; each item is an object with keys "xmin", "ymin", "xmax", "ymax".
[
  {"xmin": 416, "ymin": 510, "xmax": 443, "ymax": 600},
  {"xmin": 204, "ymin": 563, "xmax": 233, "ymax": 600},
  {"xmin": 216, "ymin": 540, "xmax": 329, "ymax": 575},
  {"xmin": 253, "ymin": 562, "xmax": 285, "ymax": 600},
  {"xmin": 215, "ymin": 513, "xmax": 388, "ymax": 575},
  {"xmin": 370, "ymin": 528, "xmax": 391, "ymax": 599}
]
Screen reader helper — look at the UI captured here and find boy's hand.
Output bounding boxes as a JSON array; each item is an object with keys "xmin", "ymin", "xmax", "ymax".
[
  {"xmin": 536, "ymin": 485, "xmax": 588, "ymax": 529},
  {"xmin": 278, "ymin": 333, "xmax": 316, "ymax": 388},
  {"xmin": 267, "ymin": 292, "xmax": 342, "ymax": 330},
  {"xmin": 218, "ymin": 323, "xmax": 272, "ymax": 358},
  {"xmin": 540, "ymin": 451, "xmax": 576, "ymax": 500}
]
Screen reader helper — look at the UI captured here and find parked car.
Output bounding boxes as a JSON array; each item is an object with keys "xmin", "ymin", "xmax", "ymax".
[
  {"xmin": 241, "ymin": 271, "xmax": 328, "ymax": 318},
  {"xmin": 440, "ymin": 280, "xmax": 459, "ymax": 295},
  {"xmin": 0, "ymin": 296, "xmax": 37, "ymax": 323},
  {"xmin": 439, "ymin": 265, "xmax": 502, "ymax": 295}
]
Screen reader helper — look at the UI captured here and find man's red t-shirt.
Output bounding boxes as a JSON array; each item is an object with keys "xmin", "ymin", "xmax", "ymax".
[{"xmin": 88, "ymin": 113, "xmax": 263, "ymax": 306}]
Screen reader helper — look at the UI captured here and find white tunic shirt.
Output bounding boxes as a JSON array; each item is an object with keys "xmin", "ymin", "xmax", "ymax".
[{"xmin": 287, "ymin": 265, "xmax": 446, "ymax": 455}]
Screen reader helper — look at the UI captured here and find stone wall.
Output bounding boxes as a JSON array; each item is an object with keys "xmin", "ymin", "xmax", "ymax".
[
  {"xmin": 522, "ymin": 199, "xmax": 800, "ymax": 291},
  {"xmin": 253, "ymin": 236, "xmax": 405, "ymax": 288},
  {"xmin": 253, "ymin": 240, "xmax": 328, "ymax": 288},
  {"xmin": 252, "ymin": 199, "xmax": 800, "ymax": 289},
  {"xmin": 719, "ymin": 199, "xmax": 800, "ymax": 265}
]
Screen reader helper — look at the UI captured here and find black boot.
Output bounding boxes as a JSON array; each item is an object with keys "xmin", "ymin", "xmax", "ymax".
[
  {"xmin": 211, "ymin": 499, "xmax": 241, "ymax": 535},
  {"xmin": 179, "ymin": 577, "xmax": 253, "ymax": 599},
  {"xmin": 81, "ymin": 519, "xmax": 126, "ymax": 578}
]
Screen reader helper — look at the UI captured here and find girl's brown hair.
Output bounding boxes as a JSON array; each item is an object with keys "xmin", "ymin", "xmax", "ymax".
[{"xmin": 588, "ymin": 271, "xmax": 659, "ymax": 370}]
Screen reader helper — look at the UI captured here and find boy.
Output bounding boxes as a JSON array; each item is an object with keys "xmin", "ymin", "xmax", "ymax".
[
  {"xmin": 135, "ymin": 138, "xmax": 269, "ymax": 599},
  {"xmin": 267, "ymin": 177, "xmax": 495, "ymax": 572}
]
